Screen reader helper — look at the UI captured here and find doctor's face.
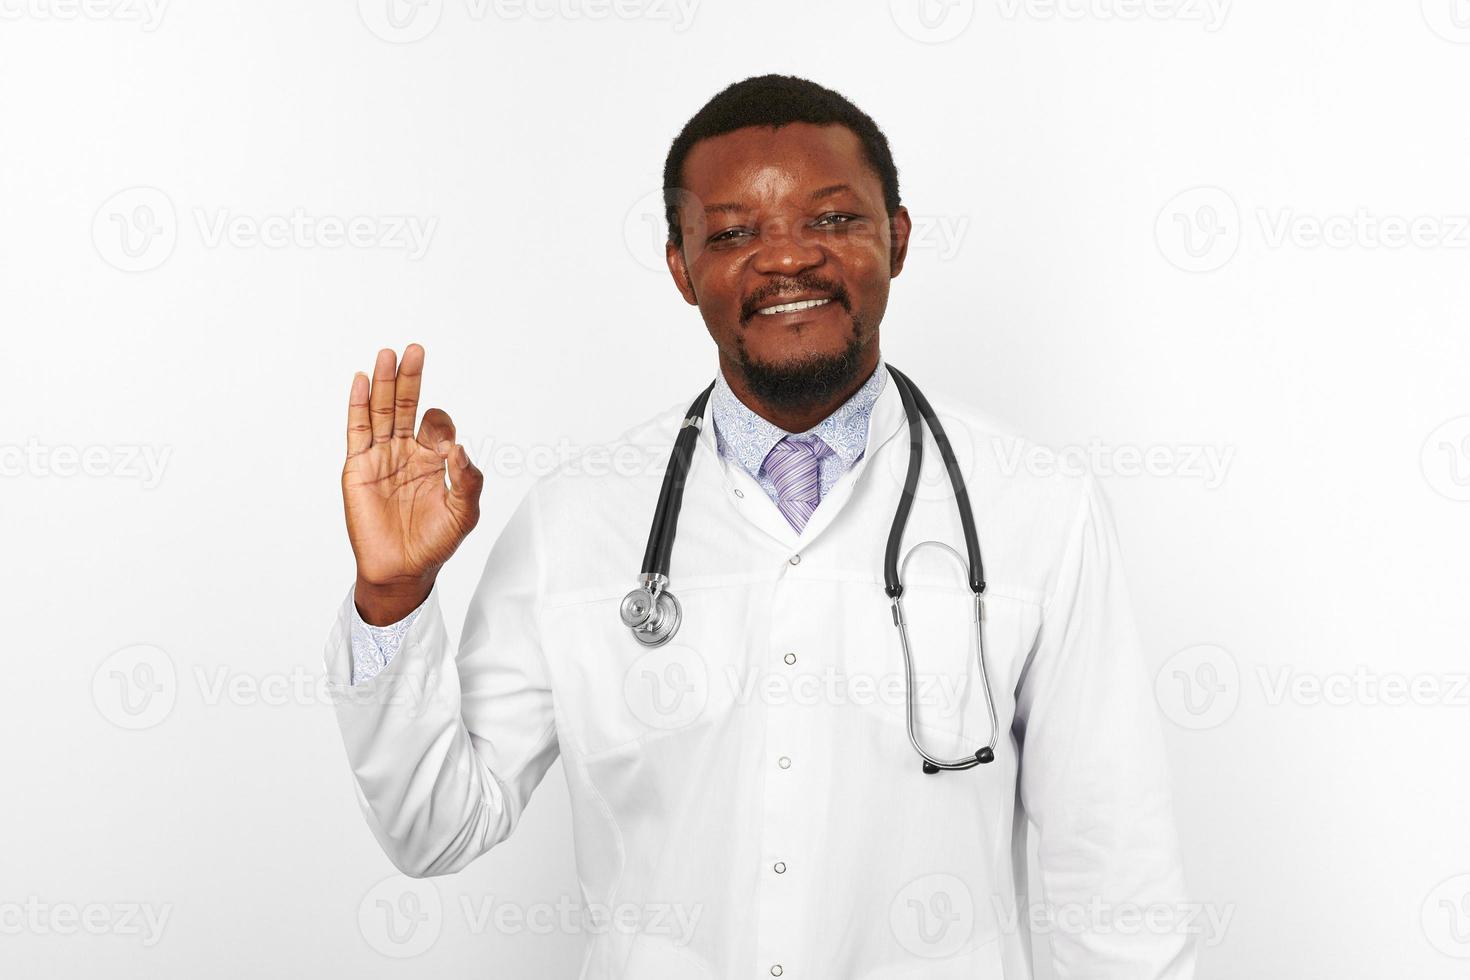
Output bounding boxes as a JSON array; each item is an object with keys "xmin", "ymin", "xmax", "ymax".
[{"xmin": 666, "ymin": 122, "xmax": 911, "ymax": 407}]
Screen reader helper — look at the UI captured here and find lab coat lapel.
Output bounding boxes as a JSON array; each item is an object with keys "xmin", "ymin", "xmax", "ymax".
[{"xmin": 694, "ymin": 401, "xmax": 796, "ymax": 551}]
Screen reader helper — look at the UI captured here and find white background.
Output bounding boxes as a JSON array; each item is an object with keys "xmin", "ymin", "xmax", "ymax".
[{"xmin": 3, "ymin": 0, "xmax": 1468, "ymax": 976}]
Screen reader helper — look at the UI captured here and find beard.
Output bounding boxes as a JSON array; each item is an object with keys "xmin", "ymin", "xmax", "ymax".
[{"xmin": 733, "ymin": 315, "xmax": 871, "ymax": 414}]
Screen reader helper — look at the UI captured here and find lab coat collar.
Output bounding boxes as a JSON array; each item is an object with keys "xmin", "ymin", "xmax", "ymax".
[{"xmin": 694, "ymin": 359, "xmax": 908, "ymax": 553}]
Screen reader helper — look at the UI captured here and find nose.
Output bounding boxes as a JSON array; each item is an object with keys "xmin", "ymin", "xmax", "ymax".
[{"xmin": 750, "ymin": 217, "xmax": 825, "ymax": 276}]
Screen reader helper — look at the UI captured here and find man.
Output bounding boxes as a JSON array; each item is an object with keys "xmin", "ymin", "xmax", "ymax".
[{"xmin": 328, "ymin": 74, "xmax": 1196, "ymax": 978}]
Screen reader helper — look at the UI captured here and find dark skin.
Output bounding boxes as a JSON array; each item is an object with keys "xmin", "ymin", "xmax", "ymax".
[
  {"xmin": 666, "ymin": 121, "xmax": 912, "ymax": 432},
  {"xmin": 345, "ymin": 121, "xmax": 910, "ymax": 623}
]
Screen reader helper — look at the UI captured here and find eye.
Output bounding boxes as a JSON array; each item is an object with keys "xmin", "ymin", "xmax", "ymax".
[
  {"xmin": 815, "ymin": 213, "xmax": 857, "ymax": 227},
  {"xmin": 708, "ymin": 227, "xmax": 753, "ymax": 245}
]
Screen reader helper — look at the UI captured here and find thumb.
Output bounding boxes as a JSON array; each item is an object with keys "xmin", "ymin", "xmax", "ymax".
[{"xmin": 444, "ymin": 443, "xmax": 484, "ymax": 515}]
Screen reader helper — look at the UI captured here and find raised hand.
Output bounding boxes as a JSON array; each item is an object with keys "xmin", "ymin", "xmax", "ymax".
[{"xmin": 342, "ymin": 344, "xmax": 484, "ymax": 624}]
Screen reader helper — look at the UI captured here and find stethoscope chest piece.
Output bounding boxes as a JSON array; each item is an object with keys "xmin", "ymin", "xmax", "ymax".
[{"xmin": 620, "ymin": 574, "xmax": 683, "ymax": 647}]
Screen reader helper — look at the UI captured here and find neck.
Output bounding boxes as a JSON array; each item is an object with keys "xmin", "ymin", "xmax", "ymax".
[{"xmin": 719, "ymin": 345, "xmax": 881, "ymax": 433}]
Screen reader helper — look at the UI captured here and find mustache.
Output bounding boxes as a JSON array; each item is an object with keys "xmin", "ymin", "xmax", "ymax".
[{"xmin": 740, "ymin": 277, "xmax": 850, "ymax": 322}]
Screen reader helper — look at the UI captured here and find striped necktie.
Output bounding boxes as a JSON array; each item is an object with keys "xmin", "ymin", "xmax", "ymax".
[{"xmin": 763, "ymin": 435, "xmax": 835, "ymax": 533}]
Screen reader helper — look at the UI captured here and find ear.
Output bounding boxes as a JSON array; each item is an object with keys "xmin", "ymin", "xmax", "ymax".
[
  {"xmin": 666, "ymin": 238, "xmax": 699, "ymax": 305},
  {"xmin": 888, "ymin": 205, "xmax": 913, "ymax": 277}
]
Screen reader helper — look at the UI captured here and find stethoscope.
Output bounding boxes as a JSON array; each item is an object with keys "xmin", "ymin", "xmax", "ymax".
[{"xmin": 619, "ymin": 363, "xmax": 999, "ymax": 773}]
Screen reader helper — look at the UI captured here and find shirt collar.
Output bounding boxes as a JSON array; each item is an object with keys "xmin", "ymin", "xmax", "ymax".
[{"xmin": 710, "ymin": 353, "xmax": 888, "ymax": 481}]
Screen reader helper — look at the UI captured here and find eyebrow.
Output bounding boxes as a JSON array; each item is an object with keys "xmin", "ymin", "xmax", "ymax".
[{"xmin": 702, "ymin": 183, "xmax": 856, "ymax": 215}]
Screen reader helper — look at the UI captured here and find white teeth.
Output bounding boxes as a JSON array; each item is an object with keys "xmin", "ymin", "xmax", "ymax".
[{"xmin": 756, "ymin": 297, "xmax": 831, "ymax": 315}]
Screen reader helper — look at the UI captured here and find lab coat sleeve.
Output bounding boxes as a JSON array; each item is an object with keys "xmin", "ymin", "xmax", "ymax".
[
  {"xmin": 1012, "ymin": 475, "xmax": 1197, "ymax": 978},
  {"xmin": 323, "ymin": 485, "xmax": 560, "ymax": 879}
]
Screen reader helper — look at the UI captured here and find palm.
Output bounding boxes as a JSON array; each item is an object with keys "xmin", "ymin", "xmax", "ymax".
[{"xmin": 342, "ymin": 345, "xmax": 483, "ymax": 588}]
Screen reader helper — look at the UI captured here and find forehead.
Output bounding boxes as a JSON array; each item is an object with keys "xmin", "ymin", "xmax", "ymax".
[{"xmin": 679, "ymin": 121, "xmax": 881, "ymax": 207}]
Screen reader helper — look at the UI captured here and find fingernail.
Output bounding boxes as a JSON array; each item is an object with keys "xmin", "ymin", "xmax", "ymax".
[{"xmin": 437, "ymin": 440, "xmax": 451, "ymax": 455}]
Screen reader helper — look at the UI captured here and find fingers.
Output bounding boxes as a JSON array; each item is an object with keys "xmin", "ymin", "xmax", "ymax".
[
  {"xmin": 393, "ymin": 344, "xmax": 425, "ymax": 439},
  {"xmin": 415, "ymin": 407, "xmax": 457, "ymax": 453},
  {"xmin": 368, "ymin": 348, "xmax": 397, "ymax": 445},
  {"xmin": 346, "ymin": 372, "xmax": 371, "ymax": 457}
]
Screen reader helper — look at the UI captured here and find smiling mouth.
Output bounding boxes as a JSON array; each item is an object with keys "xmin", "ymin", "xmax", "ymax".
[{"xmin": 755, "ymin": 297, "xmax": 833, "ymax": 316}]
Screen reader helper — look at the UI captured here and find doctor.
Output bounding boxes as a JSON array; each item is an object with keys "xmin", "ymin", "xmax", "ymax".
[{"xmin": 327, "ymin": 74, "xmax": 1196, "ymax": 978}]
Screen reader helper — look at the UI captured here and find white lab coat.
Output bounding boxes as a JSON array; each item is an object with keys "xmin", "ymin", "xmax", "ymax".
[{"xmin": 323, "ymin": 370, "xmax": 1197, "ymax": 979}]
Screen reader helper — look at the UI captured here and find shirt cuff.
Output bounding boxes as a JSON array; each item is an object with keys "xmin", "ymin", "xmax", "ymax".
[{"xmin": 348, "ymin": 596, "xmax": 426, "ymax": 685}]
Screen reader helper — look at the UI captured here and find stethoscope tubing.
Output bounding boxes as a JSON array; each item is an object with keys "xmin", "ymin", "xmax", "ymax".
[
  {"xmin": 884, "ymin": 365, "xmax": 985, "ymax": 597},
  {"xmin": 627, "ymin": 364, "xmax": 999, "ymax": 772},
  {"xmin": 639, "ymin": 381, "xmax": 715, "ymax": 580}
]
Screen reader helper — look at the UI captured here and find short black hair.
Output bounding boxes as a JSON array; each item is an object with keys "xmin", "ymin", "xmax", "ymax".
[{"xmin": 661, "ymin": 74, "xmax": 902, "ymax": 250}]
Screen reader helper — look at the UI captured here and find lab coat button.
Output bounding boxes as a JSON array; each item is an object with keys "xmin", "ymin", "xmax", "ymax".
[
  {"xmin": 783, "ymin": 652, "xmax": 796, "ymax": 665},
  {"xmin": 733, "ymin": 488, "xmax": 744, "ymax": 498},
  {"xmin": 788, "ymin": 554, "xmax": 801, "ymax": 565},
  {"xmin": 778, "ymin": 756, "xmax": 791, "ymax": 769},
  {"xmin": 773, "ymin": 861, "xmax": 786, "ymax": 874},
  {"xmin": 770, "ymin": 966, "xmax": 783, "ymax": 976}
]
